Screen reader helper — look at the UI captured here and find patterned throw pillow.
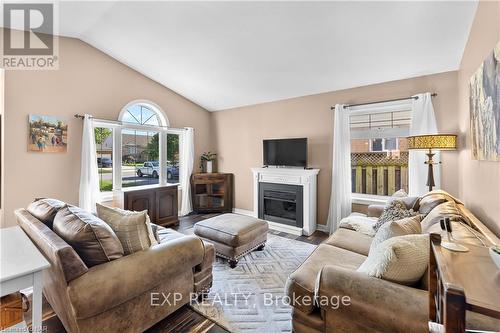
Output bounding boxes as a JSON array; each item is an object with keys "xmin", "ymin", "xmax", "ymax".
[
  {"xmin": 373, "ymin": 200, "xmax": 415, "ymax": 232},
  {"xmin": 96, "ymin": 203, "xmax": 158, "ymax": 255}
]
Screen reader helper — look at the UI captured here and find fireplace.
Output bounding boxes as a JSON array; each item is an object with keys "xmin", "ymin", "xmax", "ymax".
[{"xmin": 258, "ymin": 182, "xmax": 303, "ymax": 228}]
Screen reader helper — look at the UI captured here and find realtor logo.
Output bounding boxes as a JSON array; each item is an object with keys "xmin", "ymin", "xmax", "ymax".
[{"xmin": 1, "ymin": 2, "xmax": 59, "ymax": 70}]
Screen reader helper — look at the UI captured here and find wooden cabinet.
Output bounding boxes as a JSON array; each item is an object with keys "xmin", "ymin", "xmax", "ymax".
[
  {"xmin": 191, "ymin": 173, "xmax": 233, "ymax": 213},
  {"xmin": 114, "ymin": 185, "xmax": 179, "ymax": 227}
]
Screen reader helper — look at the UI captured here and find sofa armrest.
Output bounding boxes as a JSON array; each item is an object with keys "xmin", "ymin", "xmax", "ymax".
[
  {"xmin": 316, "ymin": 265, "xmax": 428, "ymax": 333},
  {"xmin": 367, "ymin": 204, "xmax": 385, "ymax": 218},
  {"xmin": 68, "ymin": 235, "xmax": 204, "ymax": 319}
]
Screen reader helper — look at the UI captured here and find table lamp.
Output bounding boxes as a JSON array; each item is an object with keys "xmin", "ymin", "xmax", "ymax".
[{"xmin": 407, "ymin": 134, "xmax": 457, "ymax": 192}]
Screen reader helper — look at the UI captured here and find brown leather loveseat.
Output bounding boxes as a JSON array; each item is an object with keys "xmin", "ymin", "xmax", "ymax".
[{"xmin": 15, "ymin": 200, "xmax": 214, "ymax": 333}]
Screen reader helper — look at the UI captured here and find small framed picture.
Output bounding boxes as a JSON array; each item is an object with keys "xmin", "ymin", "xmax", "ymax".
[{"xmin": 28, "ymin": 115, "xmax": 68, "ymax": 153}]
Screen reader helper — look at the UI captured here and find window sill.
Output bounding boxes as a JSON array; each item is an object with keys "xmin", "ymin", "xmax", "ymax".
[
  {"xmin": 351, "ymin": 193, "xmax": 389, "ymax": 206},
  {"xmin": 99, "ymin": 191, "xmax": 114, "ymax": 203}
]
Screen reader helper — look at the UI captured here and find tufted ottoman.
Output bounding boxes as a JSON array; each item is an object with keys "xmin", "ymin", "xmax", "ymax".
[{"xmin": 194, "ymin": 213, "xmax": 268, "ymax": 268}]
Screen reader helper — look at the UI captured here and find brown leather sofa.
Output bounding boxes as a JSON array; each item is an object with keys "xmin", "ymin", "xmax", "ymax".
[
  {"xmin": 285, "ymin": 192, "xmax": 500, "ymax": 333},
  {"xmin": 15, "ymin": 205, "xmax": 215, "ymax": 333}
]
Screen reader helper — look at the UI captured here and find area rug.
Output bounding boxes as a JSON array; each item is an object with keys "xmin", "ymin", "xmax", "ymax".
[{"xmin": 191, "ymin": 233, "xmax": 317, "ymax": 333}]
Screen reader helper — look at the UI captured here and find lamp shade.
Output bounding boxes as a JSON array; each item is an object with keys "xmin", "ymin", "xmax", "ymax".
[{"xmin": 407, "ymin": 134, "xmax": 457, "ymax": 150}]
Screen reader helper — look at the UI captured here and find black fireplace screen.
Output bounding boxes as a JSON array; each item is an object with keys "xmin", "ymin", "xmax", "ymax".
[{"xmin": 259, "ymin": 182, "xmax": 303, "ymax": 228}]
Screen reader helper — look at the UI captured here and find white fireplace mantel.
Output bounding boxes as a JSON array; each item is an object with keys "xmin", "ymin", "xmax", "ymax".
[{"xmin": 251, "ymin": 167, "xmax": 320, "ymax": 236}]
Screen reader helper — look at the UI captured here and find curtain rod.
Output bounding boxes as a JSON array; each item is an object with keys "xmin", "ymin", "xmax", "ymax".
[
  {"xmin": 74, "ymin": 114, "xmax": 188, "ymax": 131},
  {"xmin": 330, "ymin": 93, "xmax": 437, "ymax": 110}
]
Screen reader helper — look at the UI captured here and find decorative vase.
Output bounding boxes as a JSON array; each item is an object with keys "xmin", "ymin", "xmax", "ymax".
[{"xmin": 206, "ymin": 161, "xmax": 213, "ymax": 173}]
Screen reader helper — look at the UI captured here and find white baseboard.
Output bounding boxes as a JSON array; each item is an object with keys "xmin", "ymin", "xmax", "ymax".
[
  {"xmin": 266, "ymin": 221, "xmax": 303, "ymax": 236},
  {"xmin": 232, "ymin": 208, "xmax": 256, "ymax": 217}
]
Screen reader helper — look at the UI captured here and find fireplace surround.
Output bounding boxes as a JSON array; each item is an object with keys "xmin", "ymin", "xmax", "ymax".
[{"xmin": 251, "ymin": 167, "xmax": 320, "ymax": 236}]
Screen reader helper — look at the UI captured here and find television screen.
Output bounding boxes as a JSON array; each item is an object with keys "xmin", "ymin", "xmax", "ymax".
[{"xmin": 263, "ymin": 138, "xmax": 307, "ymax": 167}]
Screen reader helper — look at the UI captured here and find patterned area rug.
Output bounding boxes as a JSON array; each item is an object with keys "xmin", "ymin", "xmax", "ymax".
[{"xmin": 191, "ymin": 234, "xmax": 317, "ymax": 333}]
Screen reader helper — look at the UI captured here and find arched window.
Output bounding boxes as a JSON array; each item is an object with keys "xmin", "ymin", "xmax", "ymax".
[
  {"xmin": 119, "ymin": 100, "xmax": 169, "ymax": 127},
  {"xmin": 94, "ymin": 100, "xmax": 181, "ymax": 195}
]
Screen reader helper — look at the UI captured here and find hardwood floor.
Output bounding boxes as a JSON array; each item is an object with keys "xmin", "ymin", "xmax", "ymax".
[{"xmin": 31, "ymin": 213, "xmax": 328, "ymax": 333}]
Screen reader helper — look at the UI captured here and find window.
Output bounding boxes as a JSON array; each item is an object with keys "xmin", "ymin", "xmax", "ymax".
[
  {"xmin": 93, "ymin": 101, "xmax": 183, "ymax": 196},
  {"xmin": 122, "ymin": 130, "xmax": 159, "ymax": 187},
  {"xmin": 95, "ymin": 127, "xmax": 113, "ymax": 192},
  {"xmin": 350, "ymin": 104, "xmax": 411, "ymax": 197},
  {"xmin": 166, "ymin": 133, "xmax": 180, "ymax": 184}
]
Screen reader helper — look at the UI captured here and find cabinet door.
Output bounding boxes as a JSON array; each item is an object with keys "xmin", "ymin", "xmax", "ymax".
[
  {"xmin": 125, "ymin": 191, "xmax": 156, "ymax": 222},
  {"xmin": 156, "ymin": 187, "xmax": 178, "ymax": 226}
]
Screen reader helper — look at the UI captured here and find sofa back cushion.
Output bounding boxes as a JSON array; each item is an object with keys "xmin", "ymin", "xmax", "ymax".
[
  {"xmin": 16, "ymin": 209, "xmax": 89, "ymax": 282},
  {"xmin": 420, "ymin": 201, "xmax": 464, "ymax": 232},
  {"xmin": 53, "ymin": 206, "xmax": 124, "ymax": 267},
  {"xmin": 27, "ymin": 198, "xmax": 66, "ymax": 229},
  {"xmin": 96, "ymin": 203, "xmax": 158, "ymax": 255},
  {"xmin": 418, "ymin": 190, "xmax": 463, "ymax": 215},
  {"xmin": 357, "ymin": 234, "xmax": 429, "ymax": 286}
]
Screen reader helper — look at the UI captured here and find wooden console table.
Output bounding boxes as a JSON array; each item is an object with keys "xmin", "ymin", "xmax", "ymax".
[
  {"xmin": 429, "ymin": 233, "xmax": 500, "ymax": 332},
  {"xmin": 114, "ymin": 184, "xmax": 179, "ymax": 227}
]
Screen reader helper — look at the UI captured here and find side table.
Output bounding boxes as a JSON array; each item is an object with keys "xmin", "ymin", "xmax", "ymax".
[{"xmin": 0, "ymin": 227, "xmax": 50, "ymax": 332}]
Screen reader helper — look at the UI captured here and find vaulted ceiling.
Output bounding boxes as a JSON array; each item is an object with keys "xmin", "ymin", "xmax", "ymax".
[{"xmin": 34, "ymin": 2, "xmax": 483, "ymax": 110}]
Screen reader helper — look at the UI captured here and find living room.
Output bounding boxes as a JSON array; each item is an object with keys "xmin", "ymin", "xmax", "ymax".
[{"xmin": 0, "ymin": 1, "xmax": 499, "ymax": 333}]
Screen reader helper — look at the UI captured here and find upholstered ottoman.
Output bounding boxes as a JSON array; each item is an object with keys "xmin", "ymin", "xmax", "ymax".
[{"xmin": 194, "ymin": 213, "xmax": 268, "ymax": 268}]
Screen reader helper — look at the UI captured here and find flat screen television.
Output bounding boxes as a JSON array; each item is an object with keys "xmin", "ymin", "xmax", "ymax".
[{"xmin": 263, "ymin": 138, "xmax": 307, "ymax": 167}]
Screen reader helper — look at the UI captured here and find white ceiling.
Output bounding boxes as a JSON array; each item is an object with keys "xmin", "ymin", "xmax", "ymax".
[{"xmin": 39, "ymin": 2, "xmax": 482, "ymax": 110}]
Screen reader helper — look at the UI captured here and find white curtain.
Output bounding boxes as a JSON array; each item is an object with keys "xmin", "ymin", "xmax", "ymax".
[
  {"xmin": 326, "ymin": 104, "xmax": 352, "ymax": 234},
  {"xmin": 79, "ymin": 114, "xmax": 100, "ymax": 212},
  {"xmin": 409, "ymin": 92, "xmax": 440, "ymax": 196},
  {"xmin": 180, "ymin": 127, "xmax": 194, "ymax": 216}
]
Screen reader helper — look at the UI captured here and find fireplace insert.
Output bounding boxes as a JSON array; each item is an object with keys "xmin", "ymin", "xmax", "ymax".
[{"xmin": 258, "ymin": 182, "xmax": 303, "ymax": 228}]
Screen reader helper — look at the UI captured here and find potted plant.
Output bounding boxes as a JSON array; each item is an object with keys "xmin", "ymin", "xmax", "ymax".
[{"xmin": 200, "ymin": 152, "xmax": 217, "ymax": 173}]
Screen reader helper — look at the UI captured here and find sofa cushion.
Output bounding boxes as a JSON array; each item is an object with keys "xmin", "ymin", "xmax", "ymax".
[
  {"xmin": 324, "ymin": 228, "xmax": 373, "ymax": 256},
  {"xmin": 418, "ymin": 190, "xmax": 462, "ymax": 215},
  {"xmin": 27, "ymin": 198, "xmax": 66, "ymax": 228},
  {"xmin": 373, "ymin": 200, "xmax": 415, "ymax": 232},
  {"xmin": 421, "ymin": 201, "xmax": 466, "ymax": 232},
  {"xmin": 369, "ymin": 215, "xmax": 422, "ymax": 255},
  {"xmin": 53, "ymin": 206, "xmax": 124, "ymax": 267},
  {"xmin": 285, "ymin": 244, "xmax": 366, "ymax": 314},
  {"xmin": 96, "ymin": 203, "xmax": 158, "ymax": 255},
  {"xmin": 357, "ymin": 234, "xmax": 429, "ymax": 286},
  {"xmin": 194, "ymin": 213, "xmax": 268, "ymax": 247}
]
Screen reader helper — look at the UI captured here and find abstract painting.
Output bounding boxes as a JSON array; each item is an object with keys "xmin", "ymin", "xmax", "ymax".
[
  {"xmin": 28, "ymin": 115, "xmax": 68, "ymax": 153},
  {"xmin": 469, "ymin": 41, "xmax": 500, "ymax": 161}
]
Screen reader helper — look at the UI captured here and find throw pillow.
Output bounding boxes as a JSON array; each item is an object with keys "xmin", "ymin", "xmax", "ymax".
[
  {"xmin": 369, "ymin": 215, "xmax": 422, "ymax": 256},
  {"xmin": 338, "ymin": 213, "xmax": 378, "ymax": 237},
  {"xmin": 373, "ymin": 200, "xmax": 415, "ymax": 232},
  {"xmin": 357, "ymin": 234, "xmax": 429, "ymax": 285},
  {"xmin": 96, "ymin": 203, "xmax": 158, "ymax": 255},
  {"xmin": 53, "ymin": 205, "xmax": 124, "ymax": 267},
  {"xmin": 27, "ymin": 198, "xmax": 66, "ymax": 228},
  {"xmin": 392, "ymin": 189, "xmax": 408, "ymax": 197}
]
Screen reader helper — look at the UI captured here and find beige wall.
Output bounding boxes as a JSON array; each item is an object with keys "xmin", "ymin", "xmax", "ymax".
[
  {"xmin": 457, "ymin": 1, "xmax": 500, "ymax": 236},
  {"xmin": 2, "ymin": 35, "xmax": 213, "ymax": 227},
  {"xmin": 212, "ymin": 71, "xmax": 459, "ymax": 226}
]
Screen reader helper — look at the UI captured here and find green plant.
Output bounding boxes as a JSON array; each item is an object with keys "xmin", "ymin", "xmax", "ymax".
[
  {"xmin": 200, "ymin": 151, "xmax": 217, "ymax": 170},
  {"xmin": 493, "ymin": 245, "xmax": 500, "ymax": 255},
  {"xmin": 99, "ymin": 180, "xmax": 113, "ymax": 192}
]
